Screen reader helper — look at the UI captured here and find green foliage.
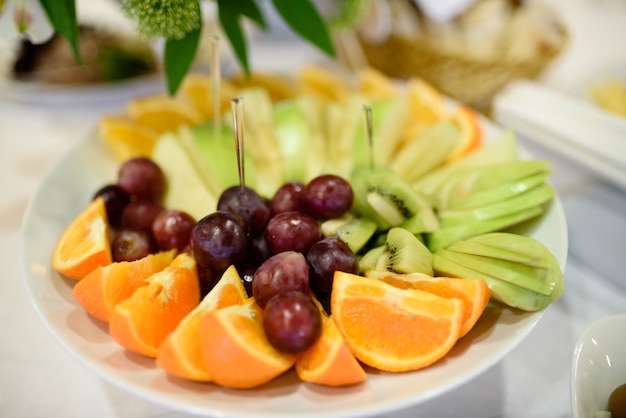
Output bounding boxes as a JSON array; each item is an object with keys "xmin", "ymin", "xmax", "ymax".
[{"xmin": 39, "ymin": 0, "xmax": 336, "ymax": 94}]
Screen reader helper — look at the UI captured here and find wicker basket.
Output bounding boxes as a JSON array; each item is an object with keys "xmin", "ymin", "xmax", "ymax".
[{"xmin": 353, "ymin": 5, "xmax": 568, "ymax": 112}]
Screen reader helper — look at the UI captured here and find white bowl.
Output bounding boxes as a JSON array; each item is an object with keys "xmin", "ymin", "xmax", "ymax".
[{"xmin": 571, "ymin": 313, "xmax": 626, "ymax": 418}]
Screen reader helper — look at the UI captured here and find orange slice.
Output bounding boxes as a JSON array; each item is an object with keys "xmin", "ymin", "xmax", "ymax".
[
  {"xmin": 156, "ymin": 265, "xmax": 248, "ymax": 382},
  {"xmin": 295, "ymin": 295, "xmax": 367, "ymax": 387},
  {"xmin": 357, "ymin": 67, "xmax": 398, "ymax": 100},
  {"xmin": 446, "ymin": 105, "xmax": 483, "ymax": 163},
  {"xmin": 126, "ymin": 95, "xmax": 203, "ymax": 135},
  {"xmin": 177, "ymin": 73, "xmax": 238, "ymax": 121},
  {"xmin": 52, "ymin": 197, "xmax": 112, "ymax": 280},
  {"xmin": 229, "ymin": 72, "xmax": 298, "ymax": 102},
  {"xmin": 297, "ymin": 65, "xmax": 351, "ymax": 104},
  {"xmin": 403, "ymin": 77, "xmax": 448, "ymax": 143},
  {"xmin": 98, "ymin": 115, "xmax": 159, "ymax": 161},
  {"xmin": 199, "ymin": 298, "xmax": 296, "ymax": 389},
  {"xmin": 369, "ymin": 272, "xmax": 491, "ymax": 337},
  {"xmin": 331, "ymin": 271, "xmax": 464, "ymax": 372},
  {"xmin": 72, "ymin": 250, "xmax": 176, "ymax": 323},
  {"xmin": 109, "ymin": 253, "xmax": 200, "ymax": 358}
]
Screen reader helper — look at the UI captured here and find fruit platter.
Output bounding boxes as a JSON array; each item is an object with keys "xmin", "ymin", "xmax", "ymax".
[{"xmin": 20, "ymin": 66, "xmax": 567, "ymax": 417}]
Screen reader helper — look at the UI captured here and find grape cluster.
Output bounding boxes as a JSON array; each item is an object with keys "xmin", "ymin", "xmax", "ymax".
[
  {"xmin": 94, "ymin": 157, "xmax": 196, "ymax": 262},
  {"xmin": 93, "ymin": 156, "xmax": 360, "ymax": 354}
]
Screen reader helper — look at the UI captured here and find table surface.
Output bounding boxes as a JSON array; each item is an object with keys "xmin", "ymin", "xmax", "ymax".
[{"xmin": 2, "ymin": 0, "xmax": 626, "ymax": 417}]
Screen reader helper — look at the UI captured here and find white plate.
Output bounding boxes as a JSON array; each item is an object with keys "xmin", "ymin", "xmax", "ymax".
[
  {"xmin": 19, "ymin": 119, "xmax": 568, "ymax": 418},
  {"xmin": 571, "ymin": 313, "xmax": 626, "ymax": 418}
]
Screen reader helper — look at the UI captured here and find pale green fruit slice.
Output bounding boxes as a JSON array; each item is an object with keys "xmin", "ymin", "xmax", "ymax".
[
  {"xmin": 426, "ymin": 205, "xmax": 543, "ymax": 252},
  {"xmin": 273, "ymin": 100, "xmax": 310, "ymax": 183},
  {"xmin": 414, "ymin": 128, "xmax": 519, "ymax": 196},
  {"xmin": 434, "ymin": 249, "xmax": 552, "ymax": 295},
  {"xmin": 432, "ymin": 251, "xmax": 556, "ymax": 311},
  {"xmin": 151, "ymin": 133, "xmax": 217, "ymax": 220},
  {"xmin": 438, "ymin": 183, "xmax": 555, "ymax": 228},
  {"xmin": 445, "ymin": 170, "xmax": 551, "ymax": 210},
  {"xmin": 321, "ymin": 214, "xmax": 378, "ymax": 254},
  {"xmin": 390, "ymin": 121, "xmax": 460, "ymax": 183}
]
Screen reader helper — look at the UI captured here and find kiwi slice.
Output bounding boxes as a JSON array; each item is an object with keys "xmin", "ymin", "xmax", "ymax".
[
  {"xmin": 359, "ymin": 245, "xmax": 385, "ymax": 274},
  {"xmin": 374, "ymin": 227, "xmax": 433, "ymax": 276},
  {"xmin": 351, "ymin": 167, "xmax": 439, "ymax": 232},
  {"xmin": 321, "ymin": 214, "xmax": 378, "ymax": 254}
]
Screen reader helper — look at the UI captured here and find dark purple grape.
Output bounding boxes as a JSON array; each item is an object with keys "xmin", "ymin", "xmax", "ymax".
[
  {"xmin": 190, "ymin": 211, "xmax": 249, "ymax": 271},
  {"xmin": 152, "ymin": 209, "xmax": 196, "ymax": 252},
  {"xmin": 197, "ymin": 264, "xmax": 221, "ymax": 298},
  {"xmin": 112, "ymin": 229, "xmax": 156, "ymax": 262},
  {"xmin": 269, "ymin": 182, "xmax": 306, "ymax": 216},
  {"xmin": 264, "ymin": 211, "xmax": 321, "ymax": 255},
  {"xmin": 263, "ymin": 290, "xmax": 322, "ymax": 353},
  {"xmin": 304, "ymin": 174, "xmax": 353, "ymax": 219},
  {"xmin": 120, "ymin": 199, "xmax": 164, "ymax": 234},
  {"xmin": 306, "ymin": 237, "xmax": 358, "ymax": 293},
  {"xmin": 93, "ymin": 184, "xmax": 130, "ymax": 227},
  {"xmin": 217, "ymin": 186, "xmax": 270, "ymax": 234},
  {"xmin": 252, "ymin": 251, "xmax": 309, "ymax": 308},
  {"xmin": 117, "ymin": 157, "xmax": 165, "ymax": 201},
  {"xmin": 249, "ymin": 233, "xmax": 271, "ymax": 267}
]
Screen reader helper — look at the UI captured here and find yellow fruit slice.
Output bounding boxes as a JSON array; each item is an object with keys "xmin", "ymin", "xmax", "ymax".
[
  {"xmin": 126, "ymin": 95, "xmax": 203, "ymax": 135},
  {"xmin": 98, "ymin": 115, "xmax": 159, "ymax": 161}
]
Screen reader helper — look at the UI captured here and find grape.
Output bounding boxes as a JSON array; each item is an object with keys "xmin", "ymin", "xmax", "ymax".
[
  {"xmin": 190, "ymin": 211, "xmax": 250, "ymax": 272},
  {"xmin": 152, "ymin": 209, "xmax": 196, "ymax": 252},
  {"xmin": 304, "ymin": 174, "xmax": 353, "ymax": 219},
  {"xmin": 306, "ymin": 237, "xmax": 358, "ymax": 293},
  {"xmin": 264, "ymin": 211, "xmax": 321, "ymax": 255},
  {"xmin": 117, "ymin": 157, "xmax": 165, "ymax": 201},
  {"xmin": 269, "ymin": 182, "xmax": 306, "ymax": 216},
  {"xmin": 217, "ymin": 186, "xmax": 270, "ymax": 234},
  {"xmin": 112, "ymin": 229, "xmax": 156, "ymax": 262},
  {"xmin": 249, "ymin": 233, "xmax": 271, "ymax": 267},
  {"xmin": 263, "ymin": 290, "xmax": 322, "ymax": 353},
  {"xmin": 252, "ymin": 251, "xmax": 309, "ymax": 308},
  {"xmin": 120, "ymin": 199, "xmax": 164, "ymax": 234},
  {"xmin": 197, "ymin": 264, "xmax": 221, "ymax": 298},
  {"xmin": 93, "ymin": 184, "xmax": 130, "ymax": 227}
]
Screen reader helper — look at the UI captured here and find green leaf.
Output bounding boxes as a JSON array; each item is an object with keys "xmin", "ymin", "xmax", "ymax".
[
  {"xmin": 217, "ymin": 0, "xmax": 253, "ymax": 76},
  {"xmin": 39, "ymin": 0, "xmax": 81, "ymax": 62},
  {"xmin": 271, "ymin": 0, "xmax": 335, "ymax": 56},
  {"xmin": 236, "ymin": 0, "xmax": 267, "ymax": 29},
  {"xmin": 164, "ymin": 25, "xmax": 202, "ymax": 95}
]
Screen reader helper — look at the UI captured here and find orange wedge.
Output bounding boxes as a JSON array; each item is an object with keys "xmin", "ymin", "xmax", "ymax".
[
  {"xmin": 126, "ymin": 95, "xmax": 203, "ymax": 135},
  {"xmin": 403, "ymin": 77, "xmax": 448, "ymax": 143},
  {"xmin": 109, "ymin": 253, "xmax": 200, "ymax": 358},
  {"xmin": 369, "ymin": 272, "xmax": 491, "ymax": 337},
  {"xmin": 447, "ymin": 105, "xmax": 483, "ymax": 163},
  {"xmin": 297, "ymin": 65, "xmax": 351, "ymax": 104},
  {"xmin": 156, "ymin": 265, "xmax": 248, "ymax": 382},
  {"xmin": 229, "ymin": 72, "xmax": 298, "ymax": 102},
  {"xmin": 177, "ymin": 73, "xmax": 238, "ymax": 121},
  {"xmin": 357, "ymin": 67, "xmax": 398, "ymax": 100},
  {"xmin": 72, "ymin": 250, "xmax": 176, "ymax": 323},
  {"xmin": 331, "ymin": 271, "xmax": 464, "ymax": 372},
  {"xmin": 98, "ymin": 115, "xmax": 159, "ymax": 161},
  {"xmin": 295, "ymin": 295, "xmax": 367, "ymax": 387},
  {"xmin": 52, "ymin": 197, "xmax": 112, "ymax": 280},
  {"xmin": 199, "ymin": 298, "xmax": 297, "ymax": 389}
]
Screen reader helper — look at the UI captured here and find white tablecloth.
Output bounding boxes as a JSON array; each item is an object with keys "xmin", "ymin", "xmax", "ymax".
[{"xmin": 2, "ymin": 1, "xmax": 626, "ymax": 417}]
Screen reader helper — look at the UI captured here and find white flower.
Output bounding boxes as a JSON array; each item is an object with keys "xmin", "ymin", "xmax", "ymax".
[{"xmin": 0, "ymin": 0, "xmax": 54, "ymax": 44}]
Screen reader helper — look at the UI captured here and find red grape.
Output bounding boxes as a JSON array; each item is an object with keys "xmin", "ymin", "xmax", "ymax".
[
  {"xmin": 117, "ymin": 157, "xmax": 165, "ymax": 201},
  {"xmin": 112, "ymin": 229, "xmax": 156, "ymax": 262},
  {"xmin": 152, "ymin": 209, "xmax": 196, "ymax": 252},
  {"xmin": 304, "ymin": 174, "xmax": 353, "ymax": 219},
  {"xmin": 93, "ymin": 184, "xmax": 130, "ymax": 228},
  {"xmin": 120, "ymin": 199, "xmax": 164, "ymax": 234},
  {"xmin": 269, "ymin": 182, "xmax": 306, "ymax": 216},
  {"xmin": 263, "ymin": 290, "xmax": 322, "ymax": 353},
  {"xmin": 306, "ymin": 237, "xmax": 358, "ymax": 293},
  {"xmin": 252, "ymin": 251, "xmax": 309, "ymax": 308},
  {"xmin": 264, "ymin": 211, "xmax": 321, "ymax": 255},
  {"xmin": 217, "ymin": 186, "xmax": 270, "ymax": 235},
  {"xmin": 190, "ymin": 211, "xmax": 250, "ymax": 272}
]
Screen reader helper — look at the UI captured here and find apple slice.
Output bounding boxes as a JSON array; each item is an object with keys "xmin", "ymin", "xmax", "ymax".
[{"xmin": 151, "ymin": 133, "xmax": 218, "ymax": 221}]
